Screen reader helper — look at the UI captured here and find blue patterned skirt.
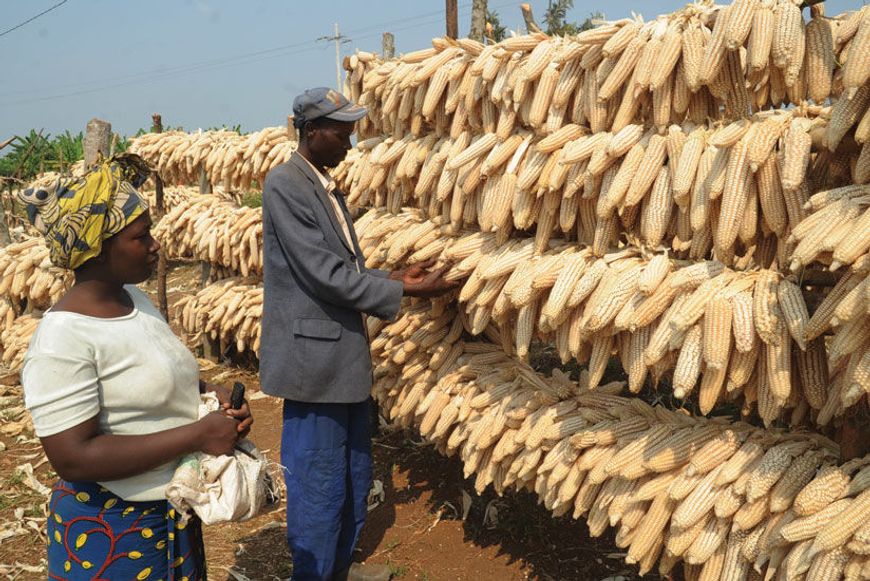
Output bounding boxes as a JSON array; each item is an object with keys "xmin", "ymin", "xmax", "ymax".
[{"xmin": 47, "ymin": 480, "xmax": 206, "ymax": 580}]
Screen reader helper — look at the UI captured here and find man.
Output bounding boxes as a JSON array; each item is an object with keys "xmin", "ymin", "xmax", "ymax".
[{"xmin": 261, "ymin": 87, "xmax": 456, "ymax": 581}]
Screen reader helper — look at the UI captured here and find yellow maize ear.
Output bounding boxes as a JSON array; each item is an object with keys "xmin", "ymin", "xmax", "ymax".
[{"xmin": 842, "ymin": 9, "xmax": 870, "ymax": 98}]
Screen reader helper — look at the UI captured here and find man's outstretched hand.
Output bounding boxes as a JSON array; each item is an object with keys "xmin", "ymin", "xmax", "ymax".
[{"xmin": 390, "ymin": 258, "xmax": 460, "ymax": 298}]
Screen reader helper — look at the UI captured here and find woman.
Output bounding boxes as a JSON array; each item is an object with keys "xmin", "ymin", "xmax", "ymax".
[{"xmin": 18, "ymin": 154, "xmax": 252, "ymax": 580}]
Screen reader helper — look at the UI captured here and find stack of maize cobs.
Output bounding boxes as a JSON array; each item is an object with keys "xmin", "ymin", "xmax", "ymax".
[
  {"xmin": 333, "ymin": 107, "xmax": 869, "ymax": 267},
  {"xmin": 788, "ymin": 185, "xmax": 870, "ymax": 273},
  {"xmin": 0, "ymin": 237, "xmax": 73, "ymax": 330},
  {"xmin": 355, "ymin": 207, "xmax": 867, "ymax": 427},
  {"xmin": 153, "ymin": 195, "xmax": 264, "ymax": 277},
  {"xmin": 173, "ymin": 277, "xmax": 263, "ymax": 356},
  {"xmin": 1, "ymin": 314, "xmax": 40, "ymax": 371},
  {"xmin": 370, "ymin": 298, "xmax": 870, "ymax": 580},
  {"xmin": 334, "ymin": 0, "xmax": 870, "ymax": 432},
  {"xmin": 129, "ymin": 125, "xmax": 297, "ymax": 192},
  {"xmin": 344, "ymin": 4, "xmax": 869, "ymax": 141},
  {"xmin": 141, "ymin": 184, "xmax": 221, "ymax": 212}
]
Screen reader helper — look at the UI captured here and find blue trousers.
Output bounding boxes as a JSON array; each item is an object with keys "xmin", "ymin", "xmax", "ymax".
[{"xmin": 281, "ymin": 399, "xmax": 373, "ymax": 581}]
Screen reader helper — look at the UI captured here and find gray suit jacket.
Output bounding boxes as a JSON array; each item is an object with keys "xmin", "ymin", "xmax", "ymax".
[{"xmin": 260, "ymin": 151, "xmax": 403, "ymax": 403}]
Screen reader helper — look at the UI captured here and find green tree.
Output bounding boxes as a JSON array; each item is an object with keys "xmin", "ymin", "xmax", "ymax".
[
  {"xmin": 543, "ymin": 0, "xmax": 604, "ymax": 36},
  {"xmin": 52, "ymin": 130, "xmax": 84, "ymax": 172},
  {"xmin": 0, "ymin": 129, "xmax": 138, "ymax": 182},
  {"xmin": 578, "ymin": 10, "xmax": 605, "ymax": 32},
  {"xmin": 486, "ymin": 9, "xmax": 507, "ymax": 43},
  {"xmin": 0, "ymin": 130, "xmax": 52, "ymax": 180},
  {"xmin": 544, "ymin": 0, "xmax": 577, "ymax": 35}
]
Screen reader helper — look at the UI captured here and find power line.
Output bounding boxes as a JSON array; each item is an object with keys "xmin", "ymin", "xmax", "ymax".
[
  {"xmin": 0, "ymin": 0, "xmax": 69, "ymax": 39},
  {"xmin": 318, "ymin": 23, "xmax": 352, "ymax": 91},
  {"xmin": 0, "ymin": 0, "xmax": 517, "ymax": 106},
  {"xmin": 0, "ymin": 43, "xmax": 329, "ymax": 107},
  {"xmin": 0, "ymin": 1, "xmax": 493, "ymax": 99},
  {"xmin": 0, "ymin": 5, "xmax": 471, "ymax": 99}
]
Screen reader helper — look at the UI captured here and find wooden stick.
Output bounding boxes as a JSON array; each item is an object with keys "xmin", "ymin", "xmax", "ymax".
[
  {"xmin": 520, "ymin": 3, "xmax": 543, "ymax": 34},
  {"xmin": 446, "ymin": 0, "xmax": 458, "ymax": 39},
  {"xmin": 154, "ymin": 174, "xmax": 169, "ymax": 321},
  {"xmin": 150, "ymin": 114, "xmax": 169, "ymax": 322}
]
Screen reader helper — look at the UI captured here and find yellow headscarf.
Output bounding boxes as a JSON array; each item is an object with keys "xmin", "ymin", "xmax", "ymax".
[{"xmin": 18, "ymin": 154, "xmax": 151, "ymax": 270}]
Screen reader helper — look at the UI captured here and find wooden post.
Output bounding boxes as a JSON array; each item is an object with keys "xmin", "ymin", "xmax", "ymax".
[
  {"xmin": 382, "ymin": 32, "xmax": 395, "ymax": 59},
  {"xmin": 197, "ymin": 166, "xmax": 213, "ymax": 296},
  {"xmin": 83, "ymin": 118, "xmax": 112, "ymax": 168},
  {"xmin": 154, "ymin": 174, "xmax": 169, "ymax": 321},
  {"xmin": 469, "ymin": 0, "xmax": 487, "ymax": 42},
  {"xmin": 0, "ymin": 187, "xmax": 10, "ymax": 245},
  {"xmin": 196, "ymin": 163, "xmax": 215, "ymax": 359},
  {"xmin": 202, "ymin": 332, "xmax": 221, "ymax": 362},
  {"xmin": 198, "ymin": 167, "xmax": 212, "ymax": 195},
  {"xmin": 445, "ymin": 0, "xmax": 458, "ymax": 39},
  {"xmin": 198, "ymin": 154, "xmax": 218, "ymax": 363},
  {"xmin": 149, "ymin": 113, "xmax": 169, "ymax": 322}
]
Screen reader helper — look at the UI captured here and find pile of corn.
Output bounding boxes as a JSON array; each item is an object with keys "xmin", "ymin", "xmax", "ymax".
[
  {"xmin": 356, "ymin": 207, "xmax": 868, "ymax": 427},
  {"xmin": 128, "ymin": 126, "xmax": 296, "ymax": 191},
  {"xmin": 347, "ymin": 5, "xmax": 868, "ymax": 141},
  {"xmin": 173, "ymin": 277, "xmax": 263, "ymax": 356},
  {"xmin": 141, "ymin": 184, "xmax": 204, "ymax": 212},
  {"xmin": 1, "ymin": 315, "xmax": 40, "ymax": 371},
  {"xmin": 370, "ymin": 298, "xmax": 870, "ymax": 579},
  {"xmin": 336, "ymin": 0, "xmax": 869, "ymax": 396},
  {"xmin": 143, "ymin": 182, "xmax": 261, "ymax": 208},
  {"xmin": 81, "ymin": 1, "xmax": 869, "ymax": 575},
  {"xmin": 788, "ymin": 185, "xmax": 870, "ymax": 273},
  {"xmin": 0, "ymin": 238, "xmax": 72, "ymax": 316},
  {"xmin": 335, "ymin": 105, "xmax": 869, "ymax": 266},
  {"xmin": 8, "ymin": 163, "xmax": 86, "ymax": 194},
  {"xmin": 153, "ymin": 196, "xmax": 263, "ymax": 277}
]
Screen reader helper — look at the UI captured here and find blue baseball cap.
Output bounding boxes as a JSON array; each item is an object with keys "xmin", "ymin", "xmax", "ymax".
[{"xmin": 292, "ymin": 87, "xmax": 368, "ymax": 126}]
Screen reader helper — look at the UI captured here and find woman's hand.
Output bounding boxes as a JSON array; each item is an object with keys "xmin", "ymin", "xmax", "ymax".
[
  {"xmin": 201, "ymin": 381, "xmax": 254, "ymax": 437},
  {"xmin": 196, "ymin": 412, "xmax": 242, "ymax": 456}
]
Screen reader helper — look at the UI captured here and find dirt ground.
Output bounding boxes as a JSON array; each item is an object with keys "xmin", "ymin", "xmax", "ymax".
[
  {"xmin": 0, "ymin": 366, "xmax": 667, "ymax": 581},
  {"xmin": 0, "ymin": 262, "xmax": 668, "ymax": 580}
]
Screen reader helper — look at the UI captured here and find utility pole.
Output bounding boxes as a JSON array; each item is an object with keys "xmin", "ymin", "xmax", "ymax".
[
  {"xmin": 318, "ymin": 23, "xmax": 351, "ymax": 91},
  {"xmin": 446, "ymin": 0, "xmax": 458, "ymax": 39}
]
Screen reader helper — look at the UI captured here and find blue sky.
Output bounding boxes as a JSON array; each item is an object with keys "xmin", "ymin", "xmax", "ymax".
[{"xmin": 1, "ymin": 0, "xmax": 859, "ymax": 140}]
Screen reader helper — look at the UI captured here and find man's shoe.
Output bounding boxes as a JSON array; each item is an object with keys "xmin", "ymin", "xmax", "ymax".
[{"xmin": 336, "ymin": 562, "xmax": 392, "ymax": 581}]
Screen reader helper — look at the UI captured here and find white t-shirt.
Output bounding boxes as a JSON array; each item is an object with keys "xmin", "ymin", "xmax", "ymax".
[{"xmin": 22, "ymin": 285, "xmax": 200, "ymax": 501}]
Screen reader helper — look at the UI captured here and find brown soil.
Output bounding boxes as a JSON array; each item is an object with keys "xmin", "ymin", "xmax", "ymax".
[
  {"xmin": 197, "ymin": 378, "xmax": 662, "ymax": 581},
  {"xmin": 0, "ymin": 364, "xmax": 665, "ymax": 581},
  {"xmin": 0, "ymin": 262, "xmax": 669, "ymax": 580}
]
